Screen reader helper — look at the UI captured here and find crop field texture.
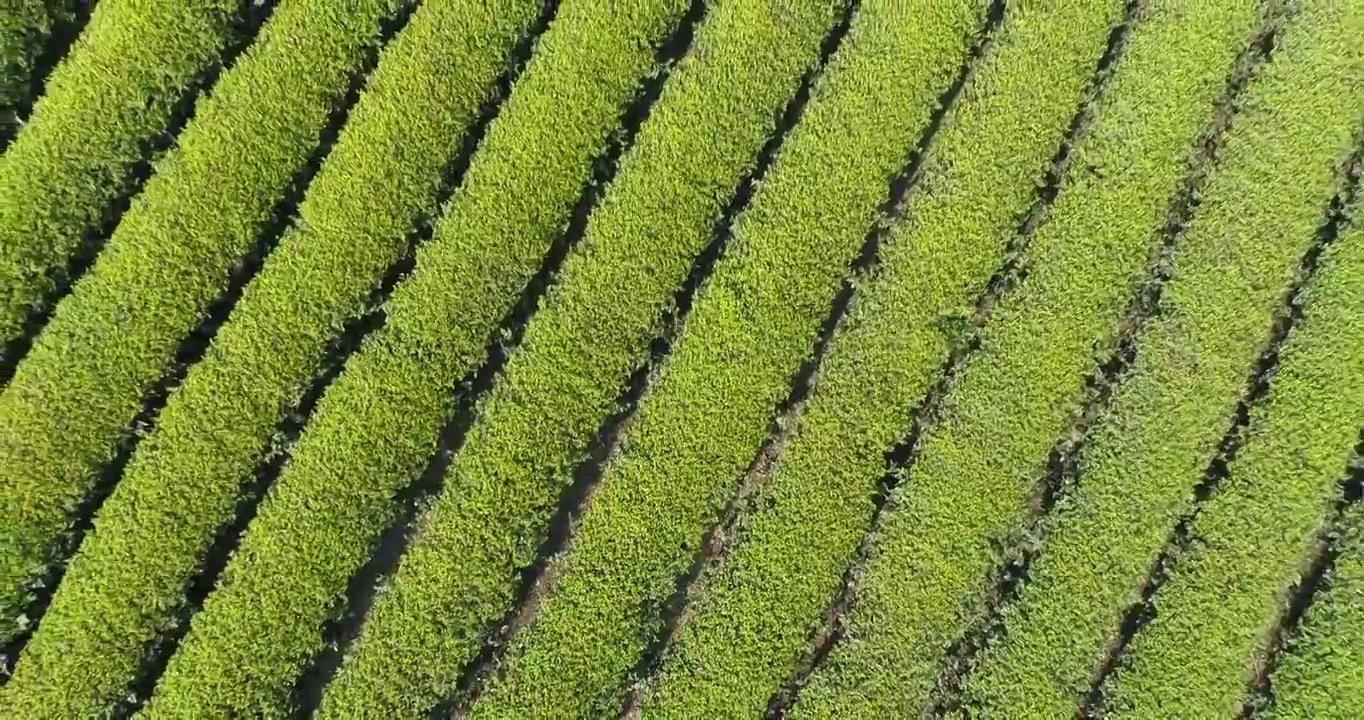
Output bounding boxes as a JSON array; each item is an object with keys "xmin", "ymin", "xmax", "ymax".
[{"xmin": 0, "ymin": 0, "xmax": 1360, "ymax": 717}]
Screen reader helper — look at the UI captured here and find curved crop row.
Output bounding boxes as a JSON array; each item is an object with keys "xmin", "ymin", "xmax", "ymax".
[
  {"xmin": 966, "ymin": 3, "xmax": 1364, "ymax": 716},
  {"xmin": 138, "ymin": 1, "xmax": 696, "ymax": 716},
  {"xmin": 794, "ymin": 1, "xmax": 1266, "ymax": 716},
  {"xmin": 1271, "ymin": 496, "xmax": 1364, "ymax": 718},
  {"xmin": 318, "ymin": 1, "xmax": 844, "ymax": 716},
  {"xmin": 639, "ymin": 1, "xmax": 1126, "ymax": 715},
  {"xmin": 0, "ymin": 0, "xmax": 74, "ymax": 111},
  {"xmin": 0, "ymin": 0, "xmax": 242, "ymax": 348},
  {"xmin": 1105, "ymin": 183, "xmax": 1364, "ymax": 713},
  {"xmin": 468, "ymin": 1, "xmax": 991, "ymax": 716},
  {"xmin": 0, "ymin": 0, "xmax": 403, "ymax": 643},
  {"xmin": 0, "ymin": 1, "xmax": 544, "ymax": 716}
]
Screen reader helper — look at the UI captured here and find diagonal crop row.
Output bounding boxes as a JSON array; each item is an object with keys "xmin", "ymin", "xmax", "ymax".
[
  {"xmin": 0, "ymin": 1, "xmax": 549, "ymax": 716},
  {"xmin": 922, "ymin": 12, "xmax": 1145, "ymax": 712},
  {"xmin": 634, "ymin": 1, "xmax": 1128, "ymax": 716},
  {"xmin": 306, "ymin": 0, "xmax": 706, "ymax": 705},
  {"xmin": 307, "ymin": 4, "xmax": 713, "ymax": 707},
  {"xmin": 0, "ymin": 0, "xmax": 255, "ymax": 352},
  {"xmin": 0, "ymin": 0, "xmax": 406, "ymax": 646},
  {"xmin": 315, "ymin": 1, "xmax": 848, "ymax": 716},
  {"xmin": 763, "ymin": 7, "xmax": 1140, "ymax": 712},
  {"xmin": 135, "ymin": 1, "xmax": 701, "ymax": 716},
  {"xmin": 1246, "ymin": 448, "xmax": 1363, "ymax": 719},
  {"xmin": 962, "ymin": 3, "xmax": 1364, "ymax": 716},
  {"xmin": 462, "ymin": 1, "xmax": 993, "ymax": 717},
  {"xmin": 1102, "ymin": 160, "xmax": 1364, "ymax": 714},
  {"xmin": 1245, "ymin": 450, "xmax": 1364, "ymax": 720},
  {"xmin": 1268, "ymin": 484, "xmax": 1364, "ymax": 718},
  {"xmin": 789, "ymin": 1, "xmax": 1269, "ymax": 716}
]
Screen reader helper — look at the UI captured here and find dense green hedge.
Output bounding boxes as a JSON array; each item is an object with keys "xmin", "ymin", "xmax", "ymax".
[
  {"xmin": 968, "ymin": 3, "xmax": 1364, "ymax": 715},
  {"xmin": 0, "ymin": 1, "xmax": 541, "ymax": 716},
  {"xmin": 796, "ymin": 0, "xmax": 1263, "ymax": 715},
  {"xmin": 640, "ymin": 1, "xmax": 1125, "ymax": 715},
  {"xmin": 469, "ymin": 1, "xmax": 988, "ymax": 716},
  {"xmin": 140, "ymin": 1, "xmax": 695, "ymax": 715}
]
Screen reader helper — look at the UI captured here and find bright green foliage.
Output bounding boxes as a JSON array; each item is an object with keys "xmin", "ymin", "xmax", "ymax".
[
  {"xmin": 639, "ymin": 1, "xmax": 1124, "ymax": 715},
  {"xmin": 1105, "ymin": 186, "xmax": 1364, "ymax": 713},
  {"xmin": 0, "ymin": 0, "xmax": 74, "ymax": 109},
  {"xmin": 0, "ymin": 0, "xmax": 401, "ymax": 644},
  {"xmin": 966, "ymin": 3, "xmax": 1364, "ymax": 716},
  {"xmin": 470, "ymin": 1, "xmax": 989, "ymax": 716},
  {"xmin": 140, "ymin": 1, "xmax": 693, "ymax": 715},
  {"xmin": 795, "ymin": 1, "xmax": 1265, "ymax": 716},
  {"xmin": 319, "ymin": 1, "xmax": 842, "ymax": 716},
  {"xmin": 0, "ymin": 2, "xmax": 541, "ymax": 716},
  {"xmin": 3, "ymin": 1, "xmax": 1358, "ymax": 712},
  {"xmin": 0, "ymin": 0, "xmax": 240, "ymax": 346},
  {"xmin": 1271, "ymin": 499, "xmax": 1364, "ymax": 719}
]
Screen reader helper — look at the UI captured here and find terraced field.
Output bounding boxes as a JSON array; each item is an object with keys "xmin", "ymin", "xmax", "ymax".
[{"xmin": 2, "ymin": 0, "xmax": 1361, "ymax": 717}]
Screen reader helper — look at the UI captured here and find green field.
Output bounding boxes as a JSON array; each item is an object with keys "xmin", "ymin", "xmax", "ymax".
[{"xmin": 2, "ymin": 0, "xmax": 1361, "ymax": 716}]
